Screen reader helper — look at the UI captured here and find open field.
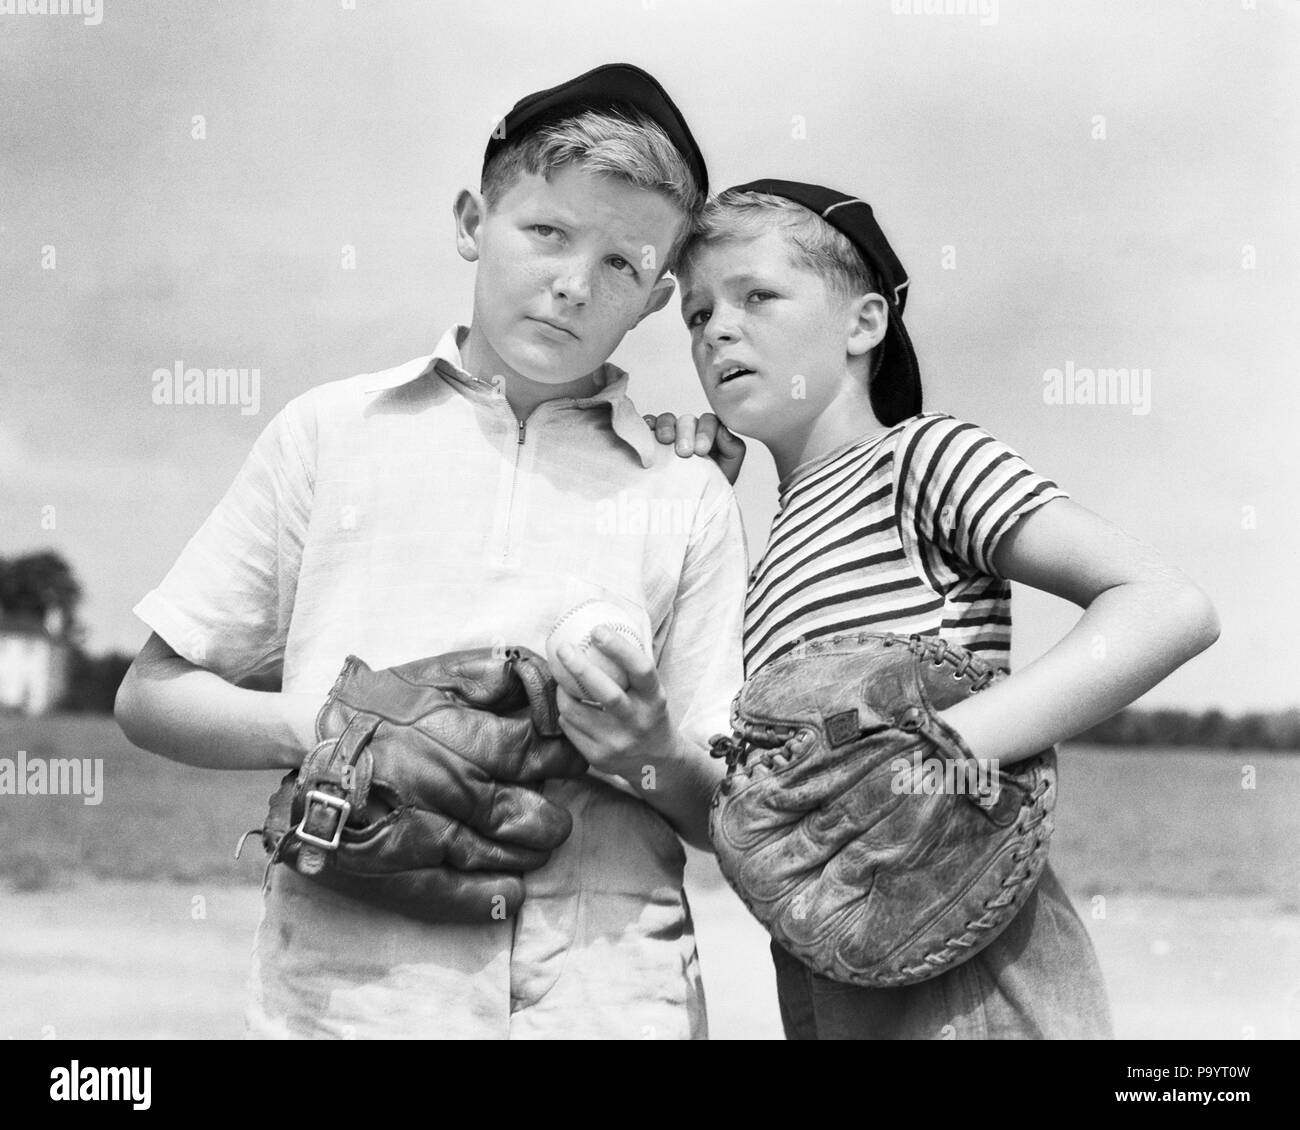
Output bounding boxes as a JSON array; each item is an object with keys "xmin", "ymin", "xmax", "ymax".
[
  {"xmin": 2, "ymin": 715, "xmax": 1298, "ymax": 1039},
  {"xmin": 3, "ymin": 715, "xmax": 1297, "ymax": 901},
  {"xmin": 3, "ymin": 882, "xmax": 1297, "ymax": 1040}
]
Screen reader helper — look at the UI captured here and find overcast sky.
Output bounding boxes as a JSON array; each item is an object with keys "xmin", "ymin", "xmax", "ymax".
[{"xmin": 2, "ymin": 0, "xmax": 1297, "ymax": 711}]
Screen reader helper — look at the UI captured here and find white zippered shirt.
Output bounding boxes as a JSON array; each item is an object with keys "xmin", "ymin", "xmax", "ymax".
[{"xmin": 134, "ymin": 325, "xmax": 748, "ymax": 1039}]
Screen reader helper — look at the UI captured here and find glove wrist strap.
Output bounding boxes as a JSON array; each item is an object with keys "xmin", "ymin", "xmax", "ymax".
[{"xmin": 293, "ymin": 711, "xmax": 379, "ymax": 872}]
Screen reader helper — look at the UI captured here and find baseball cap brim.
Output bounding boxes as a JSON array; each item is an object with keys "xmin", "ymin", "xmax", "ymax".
[
  {"xmin": 726, "ymin": 178, "xmax": 921, "ymax": 426},
  {"xmin": 483, "ymin": 63, "xmax": 708, "ymax": 197}
]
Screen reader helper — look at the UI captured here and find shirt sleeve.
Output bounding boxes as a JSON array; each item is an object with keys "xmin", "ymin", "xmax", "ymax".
[
  {"xmin": 652, "ymin": 473, "xmax": 749, "ymax": 755},
  {"xmin": 894, "ymin": 414, "xmax": 1068, "ymax": 583},
  {"xmin": 132, "ymin": 398, "xmax": 315, "ymax": 683}
]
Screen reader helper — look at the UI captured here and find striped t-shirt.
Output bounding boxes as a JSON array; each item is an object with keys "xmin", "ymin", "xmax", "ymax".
[{"xmin": 744, "ymin": 413, "xmax": 1068, "ymax": 675}]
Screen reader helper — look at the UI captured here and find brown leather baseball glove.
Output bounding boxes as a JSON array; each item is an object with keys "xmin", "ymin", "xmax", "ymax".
[
  {"xmin": 256, "ymin": 646, "xmax": 587, "ymax": 923},
  {"xmin": 708, "ymin": 632, "xmax": 1055, "ymax": 988}
]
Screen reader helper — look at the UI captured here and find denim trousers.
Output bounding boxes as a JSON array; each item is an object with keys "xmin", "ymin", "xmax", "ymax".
[{"xmin": 771, "ymin": 864, "xmax": 1113, "ymax": 1039}]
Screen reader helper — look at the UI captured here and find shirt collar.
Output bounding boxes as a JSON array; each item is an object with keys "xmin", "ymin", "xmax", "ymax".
[
  {"xmin": 361, "ymin": 325, "xmax": 659, "ymax": 468},
  {"xmin": 778, "ymin": 423, "xmax": 904, "ymax": 499}
]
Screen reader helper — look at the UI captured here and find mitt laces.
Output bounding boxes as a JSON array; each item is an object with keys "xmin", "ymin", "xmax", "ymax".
[
  {"xmin": 709, "ymin": 721, "xmax": 800, "ymax": 770},
  {"xmin": 709, "ymin": 636, "xmax": 999, "ymax": 772},
  {"xmin": 902, "ymin": 634, "xmax": 997, "ymax": 692},
  {"xmin": 708, "ymin": 733, "xmax": 751, "ymax": 769}
]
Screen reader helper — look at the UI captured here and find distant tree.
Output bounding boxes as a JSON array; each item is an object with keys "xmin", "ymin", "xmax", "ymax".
[
  {"xmin": 1263, "ymin": 710, "xmax": 1300, "ymax": 750},
  {"xmin": 60, "ymin": 650, "xmax": 134, "ymax": 713},
  {"xmin": 0, "ymin": 550, "xmax": 83, "ymax": 634},
  {"xmin": 1145, "ymin": 709, "xmax": 1178, "ymax": 744},
  {"xmin": 1076, "ymin": 707, "xmax": 1300, "ymax": 751},
  {"xmin": 1198, "ymin": 708, "xmax": 1229, "ymax": 746},
  {"xmin": 1109, "ymin": 711, "xmax": 1148, "ymax": 744},
  {"xmin": 1231, "ymin": 713, "xmax": 1271, "ymax": 750},
  {"xmin": 1076, "ymin": 712, "xmax": 1121, "ymax": 743}
]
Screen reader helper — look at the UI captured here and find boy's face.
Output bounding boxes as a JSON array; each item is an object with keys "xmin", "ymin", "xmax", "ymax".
[
  {"xmin": 680, "ymin": 231, "xmax": 868, "ymax": 443},
  {"xmin": 457, "ymin": 165, "xmax": 682, "ymax": 385}
]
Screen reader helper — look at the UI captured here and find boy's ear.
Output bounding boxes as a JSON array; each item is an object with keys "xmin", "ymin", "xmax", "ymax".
[
  {"xmin": 453, "ymin": 189, "xmax": 484, "ymax": 263},
  {"xmin": 846, "ymin": 292, "xmax": 889, "ymax": 358},
  {"xmin": 635, "ymin": 273, "xmax": 677, "ymax": 325}
]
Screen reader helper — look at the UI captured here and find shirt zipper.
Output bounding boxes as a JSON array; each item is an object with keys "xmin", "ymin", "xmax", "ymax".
[{"xmin": 499, "ymin": 411, "xmax": 528, "ymax": 566}]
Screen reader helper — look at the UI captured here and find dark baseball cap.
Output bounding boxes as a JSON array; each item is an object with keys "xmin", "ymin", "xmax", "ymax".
[
  {"xmin": 728, "ymin": 178, "xmax": 921, "ymax": 426},
  {"xmin": 483, "ymin": 63, "xmax": 708, "ymax": 198}
]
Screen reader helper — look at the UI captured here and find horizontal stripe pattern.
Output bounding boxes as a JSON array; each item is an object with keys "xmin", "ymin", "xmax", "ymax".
[{"xmin": 744, "ymin": 414, "xmax": 1067, "ymax": 674}]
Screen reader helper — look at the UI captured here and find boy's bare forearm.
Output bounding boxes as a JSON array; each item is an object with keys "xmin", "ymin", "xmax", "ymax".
[
  {"xmin": 622, "ymin": 733, "xmax": 723, "ymax": 850},
  {"xmin": 115, "ymin": 639, "xmax": 318, "ymax": 771},
  {"xmin": 939, "ymin": 579, "xmax": 1219, "ymax": 765}
]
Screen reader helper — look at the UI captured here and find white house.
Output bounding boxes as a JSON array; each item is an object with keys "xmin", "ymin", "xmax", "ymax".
[{"xmin": 0, "ymin": 614, "xmax": 70, "ymax": 714}]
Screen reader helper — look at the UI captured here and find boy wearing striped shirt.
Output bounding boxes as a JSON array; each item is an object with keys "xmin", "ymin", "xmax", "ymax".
[{"xmin": 652, "ymin": 179, "xmax": 1219, "ymax": 1038}]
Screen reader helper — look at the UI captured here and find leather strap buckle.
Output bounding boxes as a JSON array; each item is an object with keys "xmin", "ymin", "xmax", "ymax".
[{"xmin": 295, "ymin": 789, "xmax": 351, "ymax": 851}]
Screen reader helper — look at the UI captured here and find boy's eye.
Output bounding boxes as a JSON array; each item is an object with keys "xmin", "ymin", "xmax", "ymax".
[
  {"xmin": 685, "ymin": 308, "xmax": 711, "ymax": 329},
  {"xmin": 747, "ymin": 290, "xmax": 777, "ymax": 303},
  {"xmin": 531, "ymin": 224, "xmax": 561, "ymax": 238},
  {"xmin": 608, "ymin": 255, "xmax": 637, "ymax": 277}
]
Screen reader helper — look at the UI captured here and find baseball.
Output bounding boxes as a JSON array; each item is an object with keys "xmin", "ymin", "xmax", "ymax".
[{"xmin": 545, "ymin": 599, "xmax": 647, "ymax": 701}]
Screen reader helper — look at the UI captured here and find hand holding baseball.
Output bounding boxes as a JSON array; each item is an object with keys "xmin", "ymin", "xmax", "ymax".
[
  {"xmin": 546, "ymin": 602, "xmax": 672, "ymax": 782},
  {"xmin": 545, "ymin": 600, "xmax": 645, "ymax": 702}
]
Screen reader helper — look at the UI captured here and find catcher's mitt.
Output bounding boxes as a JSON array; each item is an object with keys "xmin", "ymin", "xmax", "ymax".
[
  {"xmin": 708, "ymin": 632, "xmax": 1055, "ymax": 988},
  {"xmin": 254, "ymin": 646, "xmax": 587, "ymax": 923}
]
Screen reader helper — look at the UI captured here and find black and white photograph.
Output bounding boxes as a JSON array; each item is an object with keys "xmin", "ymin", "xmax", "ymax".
[{"xmin": 1, "ymin": 0, "xmax": 1296, "ymax": 1076}]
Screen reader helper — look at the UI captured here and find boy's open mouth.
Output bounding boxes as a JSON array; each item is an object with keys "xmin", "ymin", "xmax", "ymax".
[{"xmin": 717, "ymin": 365, "xmax": 754, "ymax": 385}]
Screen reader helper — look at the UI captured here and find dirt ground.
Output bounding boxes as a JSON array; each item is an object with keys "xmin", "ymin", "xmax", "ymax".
[
  {"xmin": 2, "ymin": 874, "xmax": 1296, "ymax": 1040},
  {"xmin": 2, "ymin": 721, "xmax": 1296, "ymax": 1039}
]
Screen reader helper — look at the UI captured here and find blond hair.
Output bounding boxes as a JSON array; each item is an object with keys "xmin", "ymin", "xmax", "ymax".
[
  {"xmin": 481, "ymin": 108, "xmax": 703, "ymax": 270},
  {"xmin": 679, "ymin": 189, "xmax": 881, "ymax": 297}
]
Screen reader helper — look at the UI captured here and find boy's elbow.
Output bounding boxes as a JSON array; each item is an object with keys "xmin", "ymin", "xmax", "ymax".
[
  {"xmin": 1196, "ymin": 592, "xmax": 1221, "ymax": 653},
  {"xmin": 113, "ymin": 665, "xmax": 137, "ymax": 737},
  {"xmin": 114, "ymin": 663, "xmax": 150, "ymax": 749},
  {"xmin": 1171, "ymin": 582, "xmax": 1220, "ymax": 657}
]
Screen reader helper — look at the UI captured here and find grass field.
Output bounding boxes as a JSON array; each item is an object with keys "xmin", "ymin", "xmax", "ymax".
[
  {"xmin": 3, "ymin": 714, "xmax": 1296, "ymax": 902},
  {"xmin": 2, "ymin": 714, "xmax": 1298, "ymax": 1039}
]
